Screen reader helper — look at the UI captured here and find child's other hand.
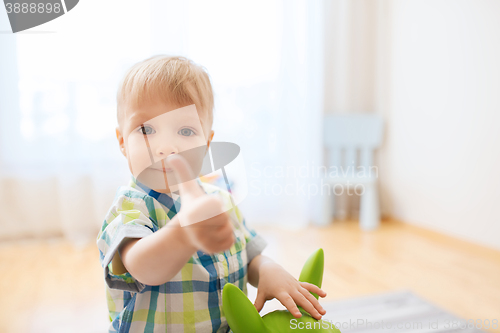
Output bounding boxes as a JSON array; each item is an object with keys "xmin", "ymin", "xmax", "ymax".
[
  {"xmin": 254, "ymin": 262, "xmax": 327, "ymax": 320},
  {"xmin": 167, "ymin": 154, "xmax": 235, "ymax": 254}
]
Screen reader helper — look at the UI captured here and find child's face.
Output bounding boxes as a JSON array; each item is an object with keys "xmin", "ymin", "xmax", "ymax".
[{"xmin": 116, "ymin": 101, "xmax": 214, "ymax": 193}]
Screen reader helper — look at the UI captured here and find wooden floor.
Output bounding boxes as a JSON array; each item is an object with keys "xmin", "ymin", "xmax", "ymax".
[{"xmin": 1, "ymin": 219, "xmax": 499, "ymax": 332}]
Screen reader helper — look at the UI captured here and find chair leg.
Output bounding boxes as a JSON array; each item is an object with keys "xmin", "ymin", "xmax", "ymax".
[
  {"xmin": 359, "ymin": 182, "xmax": 380, "ymax": 230},
  {"xmin": 317, "ymin": 185, "xmax": 334, "ymax": 226},
  {"xmin": 336, "ymin": 191, "xmax": 348, "ymax": 220}
]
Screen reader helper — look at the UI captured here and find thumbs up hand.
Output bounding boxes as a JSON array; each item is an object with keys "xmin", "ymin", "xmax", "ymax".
[{"xmin": 166, "ymin": 154, "xmax": 235, "ymax": 255}]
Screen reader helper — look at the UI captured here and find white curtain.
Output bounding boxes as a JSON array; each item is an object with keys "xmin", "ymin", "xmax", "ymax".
[{"xmin": 0, "ymin": 0, "xmax": 325, "ymax": 243}]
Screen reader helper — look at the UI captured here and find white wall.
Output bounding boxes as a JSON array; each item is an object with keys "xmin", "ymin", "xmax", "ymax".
[
  {"xmin": 323, "ymin": 0, "xmax": 378, "ymax": 114},
  {"xmin": 378, "ymin": 0, "xmax": 500, "ymax": 250}
]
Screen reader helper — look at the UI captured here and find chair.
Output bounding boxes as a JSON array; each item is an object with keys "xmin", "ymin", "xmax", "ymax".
[{"xmin": 319, "ymin": 114, "xmax": 384, "ymax": 230}]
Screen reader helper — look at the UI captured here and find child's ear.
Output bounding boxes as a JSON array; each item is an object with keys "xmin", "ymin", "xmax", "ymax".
[
  {"xmin": 116, "ymin": 127, "xmax": 127, "ymax": 157},
  {"xmin": 206, "ymin": 130, "xmax": 215, "ymax": 150}
]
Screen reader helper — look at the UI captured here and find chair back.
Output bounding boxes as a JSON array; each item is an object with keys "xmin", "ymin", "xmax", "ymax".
[{"xmin": 324, "ymin": 114, "xmax": 384, "ymax": 172}]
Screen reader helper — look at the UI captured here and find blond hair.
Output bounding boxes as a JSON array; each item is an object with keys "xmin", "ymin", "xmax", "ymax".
[{"xmin": 117, "ymin": 55, "xmax": 214, "ymax": 130}]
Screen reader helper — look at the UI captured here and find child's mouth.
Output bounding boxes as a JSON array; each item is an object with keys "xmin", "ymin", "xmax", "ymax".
[
  {"xmin": 150, "ymin": 159, "xmax": 174, "ymax": 173},
  {"xmin": 152, "ymin": 167, "xmax": 173, "ymax": 173}
]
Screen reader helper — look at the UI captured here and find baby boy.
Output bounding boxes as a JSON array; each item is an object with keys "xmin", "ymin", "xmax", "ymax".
[{"xmin": 96, "ymin": 55, "xmax": 327, "ymax": 333}]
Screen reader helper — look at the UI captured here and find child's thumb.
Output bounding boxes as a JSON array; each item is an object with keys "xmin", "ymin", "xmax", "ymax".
[
  {"xmin": 253, "ymin": 293, "xmax": 265, "ymax": 313},
  {"xmin": 166, "ymin": 154, "xmax": 204, "ymax": 199}
]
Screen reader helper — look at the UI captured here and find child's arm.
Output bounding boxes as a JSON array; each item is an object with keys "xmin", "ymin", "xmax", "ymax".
[
  {"xmin": 116, "ymin": 215, "xmax": 198, "ymax": 286},
  {"xmin": 116, "ymin": 154, "xmax": 235, "ymax": 286},
  {"xmin": 247, "ymin": 253, "xmax": 275, "ymax": 288}
]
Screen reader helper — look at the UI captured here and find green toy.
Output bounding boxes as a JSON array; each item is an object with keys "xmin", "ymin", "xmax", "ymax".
[{"xmin": 222, "ymin": 248, "xmax": 341, "ymax": 333}]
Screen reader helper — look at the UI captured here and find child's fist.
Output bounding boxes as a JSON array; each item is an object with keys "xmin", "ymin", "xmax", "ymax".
[{"xmin": 167, "ymin": 154, "xmax": 235, "ymax": 254}]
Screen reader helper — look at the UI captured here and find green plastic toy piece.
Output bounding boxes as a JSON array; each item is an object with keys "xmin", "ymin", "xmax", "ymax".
[{"xmin": 222, "ymin": 248, "xmax": 341, "ymax": 333}]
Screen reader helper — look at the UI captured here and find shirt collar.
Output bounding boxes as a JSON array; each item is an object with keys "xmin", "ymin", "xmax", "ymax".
[{"xmin": 128, "ymin": 175, "xmax": 206, "ymax": 213}]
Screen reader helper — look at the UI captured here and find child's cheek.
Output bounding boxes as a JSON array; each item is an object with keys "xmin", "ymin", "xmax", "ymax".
[
  {"xmin": 126, "ymin": 135, "xmax": 153, "ymax": 177},
  {"xmin": 177, "ymin": 138, "xmax": 209, "ymax": 178}
]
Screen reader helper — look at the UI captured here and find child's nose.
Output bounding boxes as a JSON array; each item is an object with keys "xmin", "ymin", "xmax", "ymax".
[
  {"xmin": 156, "ymin": 146, "xmax": 177, "ymax": 157},
  {"xmin": 155, "ymin": 141, "xmax": 178, "ymax": 157}
]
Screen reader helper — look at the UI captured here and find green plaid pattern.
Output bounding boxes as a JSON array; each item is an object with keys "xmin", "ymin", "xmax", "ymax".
[{"xmin": 96, "ymin": 177, "xmax": 268, "ymax": 333}]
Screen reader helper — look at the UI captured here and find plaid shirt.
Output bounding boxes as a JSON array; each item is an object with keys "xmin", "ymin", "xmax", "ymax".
[{"xmin": 96, "ymin": 177, "xmax": 268, "ymax": 333}]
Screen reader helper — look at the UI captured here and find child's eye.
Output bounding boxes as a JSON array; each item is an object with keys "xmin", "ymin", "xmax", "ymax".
[
  {"xmin": 178, "ymin": 128, "xmax": 195, "ymax": 137},
  {"xmin": 139, "ymin": 125, "xmax": 155, "ymax": 135}
]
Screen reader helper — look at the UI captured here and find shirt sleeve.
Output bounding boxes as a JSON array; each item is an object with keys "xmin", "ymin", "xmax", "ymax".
[
  {"xmin": 215, "ymin": 188, "xmax": 268, "ymax": 264},
  {"xmin": 232, "ymin": 204, "xmax": 268, "ymax": 263},
  {"xmin": 96, "ymin": 190, "xmax": 158, "ymax": 293}
]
